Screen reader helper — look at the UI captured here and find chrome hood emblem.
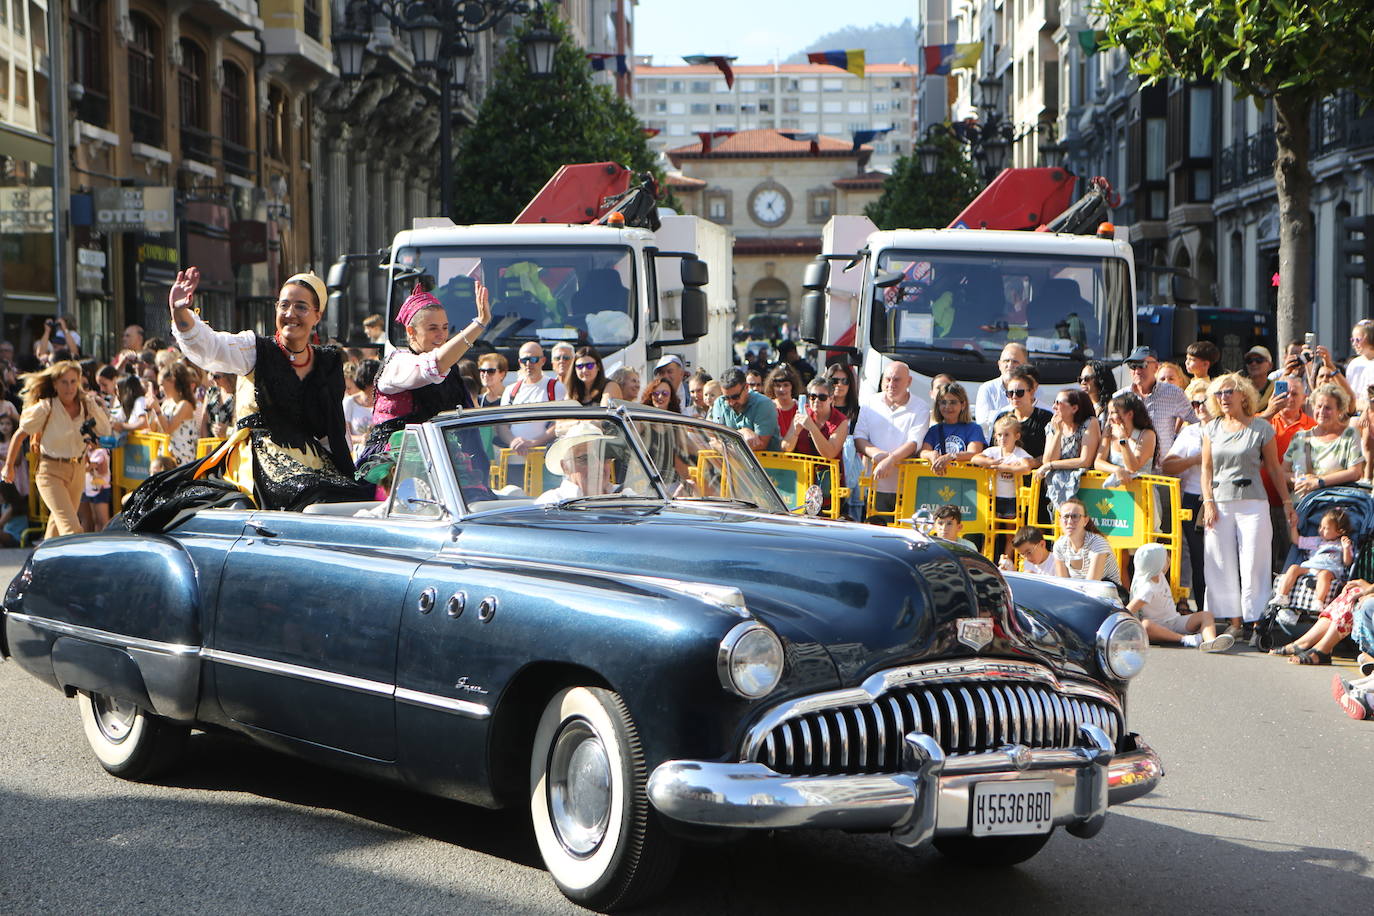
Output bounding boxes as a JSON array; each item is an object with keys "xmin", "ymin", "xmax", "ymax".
[{"xmin": 957, "ymin": 618, "xmax": 994, "ymax": 652}]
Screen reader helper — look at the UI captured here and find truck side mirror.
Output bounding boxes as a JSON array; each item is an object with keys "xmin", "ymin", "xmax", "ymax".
[
  {"xmin": 873, "ymin": 269, "xmax": 905, "ymax": 289},
  {"xmin": 800, "ymin": 290, "xmax": 826, "ymax": 342},
  {"xmin": 802, "ymin": 258, "xmax": 830, "ymax": 291},
  {"xmin": 680, "ymin": 288, "xmax": 708, "ymax": 340},
  {"xmin": 1171, "ymin": 274, "xmax": 1199, "ymax": 305},
  {"xmin": 680, "ymin": 257, "xmax": 709, "ymax": 288},
  {"xmin": 326, "ymin": 260, "xmax": 351, "ymax": 292}
]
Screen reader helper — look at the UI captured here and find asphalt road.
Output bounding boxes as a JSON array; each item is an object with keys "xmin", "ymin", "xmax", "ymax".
[{"xmin": 1, "ymin": 546, "xmax": 1371, "ymax": 914}]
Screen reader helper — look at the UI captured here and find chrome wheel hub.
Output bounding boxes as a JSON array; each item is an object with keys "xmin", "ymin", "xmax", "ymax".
[
  {"xmin": 548, "ymin": 719, "xmax": 612, "ymax": 857},
  {"xmin": 92, "ymin": 694, "xmax": 137, "ymax": 743}
]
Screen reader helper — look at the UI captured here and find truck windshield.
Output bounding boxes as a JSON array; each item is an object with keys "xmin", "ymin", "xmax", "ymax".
[
  {"xmin": 391, "ymin": 245, "xmax": 636, "ymax": 351},
  {"xmin": 868, "ymin": 249, "xmax": 1132, "ymax": 383}
]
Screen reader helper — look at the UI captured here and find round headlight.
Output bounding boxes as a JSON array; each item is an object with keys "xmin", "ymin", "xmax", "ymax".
[
  {"xmin": 1096, "ymin": 612, "xmax": 1148, "ymax": 680},
  {"xmin": 717, "ymin": 622, "xmax": 784, "ymax": 699}
]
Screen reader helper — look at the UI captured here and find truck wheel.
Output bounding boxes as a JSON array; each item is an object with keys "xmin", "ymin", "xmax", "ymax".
[
  {"xmin": 530, "ymin": 686, "xmax": 679, "ymax": 911},
  {"xmin": 933, "ymin": 831, "xmax": 1053, "ymax": 867},
  {"xmin": 77, "ymin": 690, "xmax": 189, "ymax": 781}
]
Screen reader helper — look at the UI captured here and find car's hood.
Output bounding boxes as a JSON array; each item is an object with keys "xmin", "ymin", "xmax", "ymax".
[{"xmin": 456, "ymin": 503, "xmax": 1097, "ymax": 685}]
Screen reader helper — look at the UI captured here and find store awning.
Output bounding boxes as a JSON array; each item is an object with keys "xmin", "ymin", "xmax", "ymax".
[{"xmin": 0, "ymin": 123, "xmax": 55, "ymax": 167}]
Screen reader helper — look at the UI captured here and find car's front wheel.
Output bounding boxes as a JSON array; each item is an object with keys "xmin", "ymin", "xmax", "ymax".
[
  {"xmin": 76, "ymin": 690, "xmax": 189, "ymax": 781},
  {"xmin": 529, "ymin": 686, "xmax": 679, "ymax": 911},
  {"xmin": 933, "ymin": 831, "xmax": 1054, "ymax": 866}
]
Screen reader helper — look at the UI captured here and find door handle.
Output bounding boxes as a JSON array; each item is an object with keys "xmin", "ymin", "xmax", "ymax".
[{"xmin": 247, "ymin": 522, "xmax": 278, "ymax": 538}]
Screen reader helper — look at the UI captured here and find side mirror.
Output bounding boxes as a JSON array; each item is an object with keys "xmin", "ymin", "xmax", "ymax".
[
  {"xmin": 680, "ymin": 288, "xmax": 708, "ymax": 340},
  {"xmin": 801, "ymin": 258, "xmax": 830, "ymax": 291},
  {"xmin": 680, "ymin": 257, "xmax": 709, "ymax": 288},
  {"xmin": 1171, "ymin": 274, "xmax": 1199, "ymax": 306},
  {"xmin": 326, "ymin": 259, "xmax": 351, "ymax": 292},
  {"xmin": 799, "ymin": 290, "xmax": 826, "ymax": 342},
  {"xmin": 873, "ymin": 269, "xmax": 905, "ymax": 289}
]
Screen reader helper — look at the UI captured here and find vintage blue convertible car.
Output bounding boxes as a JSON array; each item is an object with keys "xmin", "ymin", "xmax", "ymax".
[{"xmin": 1, "ymin": 403, "xmax": 1161, "ymax": 911}]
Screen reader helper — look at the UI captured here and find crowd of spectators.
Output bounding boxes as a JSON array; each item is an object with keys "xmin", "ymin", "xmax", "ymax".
[{"xmin": 9, "ymin": 306, "xmax": 1374, "ymax": 719}]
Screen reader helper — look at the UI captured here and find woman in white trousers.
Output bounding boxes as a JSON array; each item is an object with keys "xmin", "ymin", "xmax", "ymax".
[{"xmin": 1201, "ymin": 373, "xmax": 1295, "ymax": 637}]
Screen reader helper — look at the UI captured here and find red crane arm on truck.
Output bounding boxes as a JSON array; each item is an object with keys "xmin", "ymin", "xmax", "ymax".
[
  {"xmin": 947, "ymin": 167, "xmax": 1078, "ymax": 230},
  {"xmin": 514, "ymin": 162, "xmax": 662, "ymax": 230}
]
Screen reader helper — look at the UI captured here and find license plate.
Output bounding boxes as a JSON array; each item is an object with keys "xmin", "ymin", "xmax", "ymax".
[{"xmin": 970, "ymin": 780, "xmax": 1055, "ymax": 836}]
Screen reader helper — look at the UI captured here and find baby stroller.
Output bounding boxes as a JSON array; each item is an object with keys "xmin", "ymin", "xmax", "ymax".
[{"xmin": 1256, "ymin": 485, "xmax": 1374, "ymax": 650}]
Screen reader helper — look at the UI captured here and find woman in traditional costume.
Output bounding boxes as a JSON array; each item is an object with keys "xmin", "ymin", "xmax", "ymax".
[
  {"xmin": 353, "ymin": 282, "xmax": 490, "ymax": 486},
  {"xmin": 168, "ymin": 266, "xmax": 370, "ymax": 510}
]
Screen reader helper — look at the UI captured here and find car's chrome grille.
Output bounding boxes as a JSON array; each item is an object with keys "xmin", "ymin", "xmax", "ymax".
[{"xmin": 749, "ymin": 681, "xmax": 1121, "ymax": 776}]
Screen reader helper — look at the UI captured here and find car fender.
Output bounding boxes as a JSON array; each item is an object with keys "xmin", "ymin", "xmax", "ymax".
[{"xmin": 5, "ymin": 534, "xmax": 204, "ymax": 720}]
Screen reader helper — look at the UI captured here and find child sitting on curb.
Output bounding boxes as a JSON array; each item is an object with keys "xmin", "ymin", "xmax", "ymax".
[{"xmin": 1127, "ymin": 543, "xmax": 1233, "ymax": 652}]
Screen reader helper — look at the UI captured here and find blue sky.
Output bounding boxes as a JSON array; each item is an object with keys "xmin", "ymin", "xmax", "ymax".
[{"xmin": 634, "ymin": 0, "xmax": 914, "ymax": 66}]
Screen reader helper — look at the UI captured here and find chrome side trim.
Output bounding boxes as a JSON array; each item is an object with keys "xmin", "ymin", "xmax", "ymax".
[
  {"xmin": 7, "ymin": 612, "xmax": 201, "ymax": 656},
  {"xmin": 201, "ymin": 648, "xmax": 393, "ymax": 696},
  {"xmin": 201, "ymin": 649, "xmax": 492, "ymax": 719},
  {"xmin": 395, "ymin": 687, "xmax": 491, "ymax": 719},
  {"xmin": 742, "ymin": 659, "xmax": 1122, "ymax": 761}
]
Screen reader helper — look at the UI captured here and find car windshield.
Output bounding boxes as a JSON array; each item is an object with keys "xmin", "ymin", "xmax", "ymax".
[
  {"xmin": 437, "ymin": 410, "xmax": 787, "ymax": 514},
  {"xmin": 868, "ymin": 249, "xmax": 1133, "ymax": 384},
  {"xmin": 390, "ymin": 245, "xmax": 636, "ymax": 352}
]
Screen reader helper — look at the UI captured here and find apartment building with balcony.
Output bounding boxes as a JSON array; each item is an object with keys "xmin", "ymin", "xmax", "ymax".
[{"xmin": 633, "ymin": 59, "xmax": 917, "ymax": 173}]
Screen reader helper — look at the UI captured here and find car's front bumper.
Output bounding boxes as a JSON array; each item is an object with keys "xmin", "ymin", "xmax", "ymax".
[{"xmin": 647, "ymin": 725, "xmax": 1161, "ymax": 847}]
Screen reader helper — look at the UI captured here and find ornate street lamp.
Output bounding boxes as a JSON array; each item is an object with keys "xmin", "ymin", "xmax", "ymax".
[
  {"xmin": 520, "ymin": 18, "xmax": 558, "ymax": 76},
  {"xmin": 447, "ymin": 36, "xmax": 474, "ymax": 90},
  {"xmin": 916, "ymin": 140, "xmax": 942, "ymax": 176},
  {"xmin": 333, "ymin": 1, "xmax": 553, "ymax": 218},
  {"xmin": 334, "ymin": 27, "xmax": 369, "ymax": 79},
  {"xmin": 405, "ymin": 8, "xmax": 446, "ymax": 68},
  {"xmin": 977, "ymin": 75, "xmax": 1003, "ymax": 114},
  {"xmin": 981, "ymin": 134, "xmax": 1010, "ymax": 175}
]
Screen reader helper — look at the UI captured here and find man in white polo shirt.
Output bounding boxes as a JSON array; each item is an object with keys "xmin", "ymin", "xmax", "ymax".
[
  {"xmin": 499, "ymin": 342, "xmax": 568, "ymax": 474},
  {"xmin": 854, "ymin": 362, "xmax": 930, "ymax": 520}
]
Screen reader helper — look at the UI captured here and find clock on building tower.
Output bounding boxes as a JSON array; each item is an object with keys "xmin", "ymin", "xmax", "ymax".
[{"xmin": 748, "ymin": 183, "xmax": 792, "ymax": 227}]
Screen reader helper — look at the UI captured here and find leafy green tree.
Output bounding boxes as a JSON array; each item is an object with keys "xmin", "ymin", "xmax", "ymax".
[
  {"xmin": 1097, "ymin": 0, "xmax": 1374, "ymax": 348},
  {"xmin": 865, "ymin": 128, "xmax": 981, "ymax": 230},
  {"xmin": 451, "ymin": 11, "xmax": 668, "ymax": 223}
]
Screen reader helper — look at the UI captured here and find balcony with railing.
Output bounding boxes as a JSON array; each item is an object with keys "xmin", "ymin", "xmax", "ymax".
[
  {"xmin": 181, "ymin": 124, "xmax": 214, "ymax": 164},
  {"xmin": 223, "ymin": 137, "xmax": 253, "ymax": 178},
  {"xmin": 1217, "ymin": 126, "xmax": 1274, "ymax": 192},
  {"xmin": 75, "ymin": 89, "xmax": 110, "ymax": 129},
  {"xmin": 130, "ymin": 106, "xmax": 164, "ymax": 149}
]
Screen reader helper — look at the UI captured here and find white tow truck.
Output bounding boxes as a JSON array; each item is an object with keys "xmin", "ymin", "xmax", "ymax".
[
  {"xmin": 800, "ymin": 214, "xmax": 1138, "ymax": 407},
  {"xmin": 327, "ymin": 165, "xmax": 735, "ymax": 380}
]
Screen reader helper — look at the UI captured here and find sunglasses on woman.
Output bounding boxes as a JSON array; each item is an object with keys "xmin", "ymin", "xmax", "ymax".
[
  {"xmin": 574, "ymin": 361, "xmax": 597, "ymax": 371},
  {"xmin": 828, "ymin": 375, "xmax": 848, "ymax": 384}
]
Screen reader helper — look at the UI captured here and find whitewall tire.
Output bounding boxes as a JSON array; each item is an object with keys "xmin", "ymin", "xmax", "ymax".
[
  {"xmin": 529, "ymin": 686, "xmax": 678, "ymax": 911},
  {"xmin": 77, "ymin": 691, "xmax": 189, "ymax": 781}
]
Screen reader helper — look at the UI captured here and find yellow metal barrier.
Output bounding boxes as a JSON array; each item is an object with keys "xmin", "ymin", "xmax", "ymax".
[
  {"xmin": 490, "ymin": 447, "xmax": 549, "ymax": 494},
  {"xmin": 21, "ymin": 450, "xmax": 47, "ymax": 546},
  {"xmin": 1022, "ymin": 469, "xmax": 1191, "ymax": 598},
  {"xmin": 196, "ymin": 437, "xmax": 225, "ymax": 459},
  {"xmin": 753, "ymin": 451, "xmax": 849, "ymax": 519},
  {"xmin": 878, "ymin": 459, "xmax": 999, "ymax": 559},
  {"xmin": 113, "ymin": 430, "xmax": 170, "ymax": 508}
]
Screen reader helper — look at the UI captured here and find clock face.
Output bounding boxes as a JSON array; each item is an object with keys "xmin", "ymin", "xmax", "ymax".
[{"xmin": 751, "ymin": 187, "xmax": 789, "ymax": 226}]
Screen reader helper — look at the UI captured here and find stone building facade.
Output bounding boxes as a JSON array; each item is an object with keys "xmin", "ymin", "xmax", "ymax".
[{"xmin": 667, "ymin": 128, "xmax": 880, "ymax": 328}]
